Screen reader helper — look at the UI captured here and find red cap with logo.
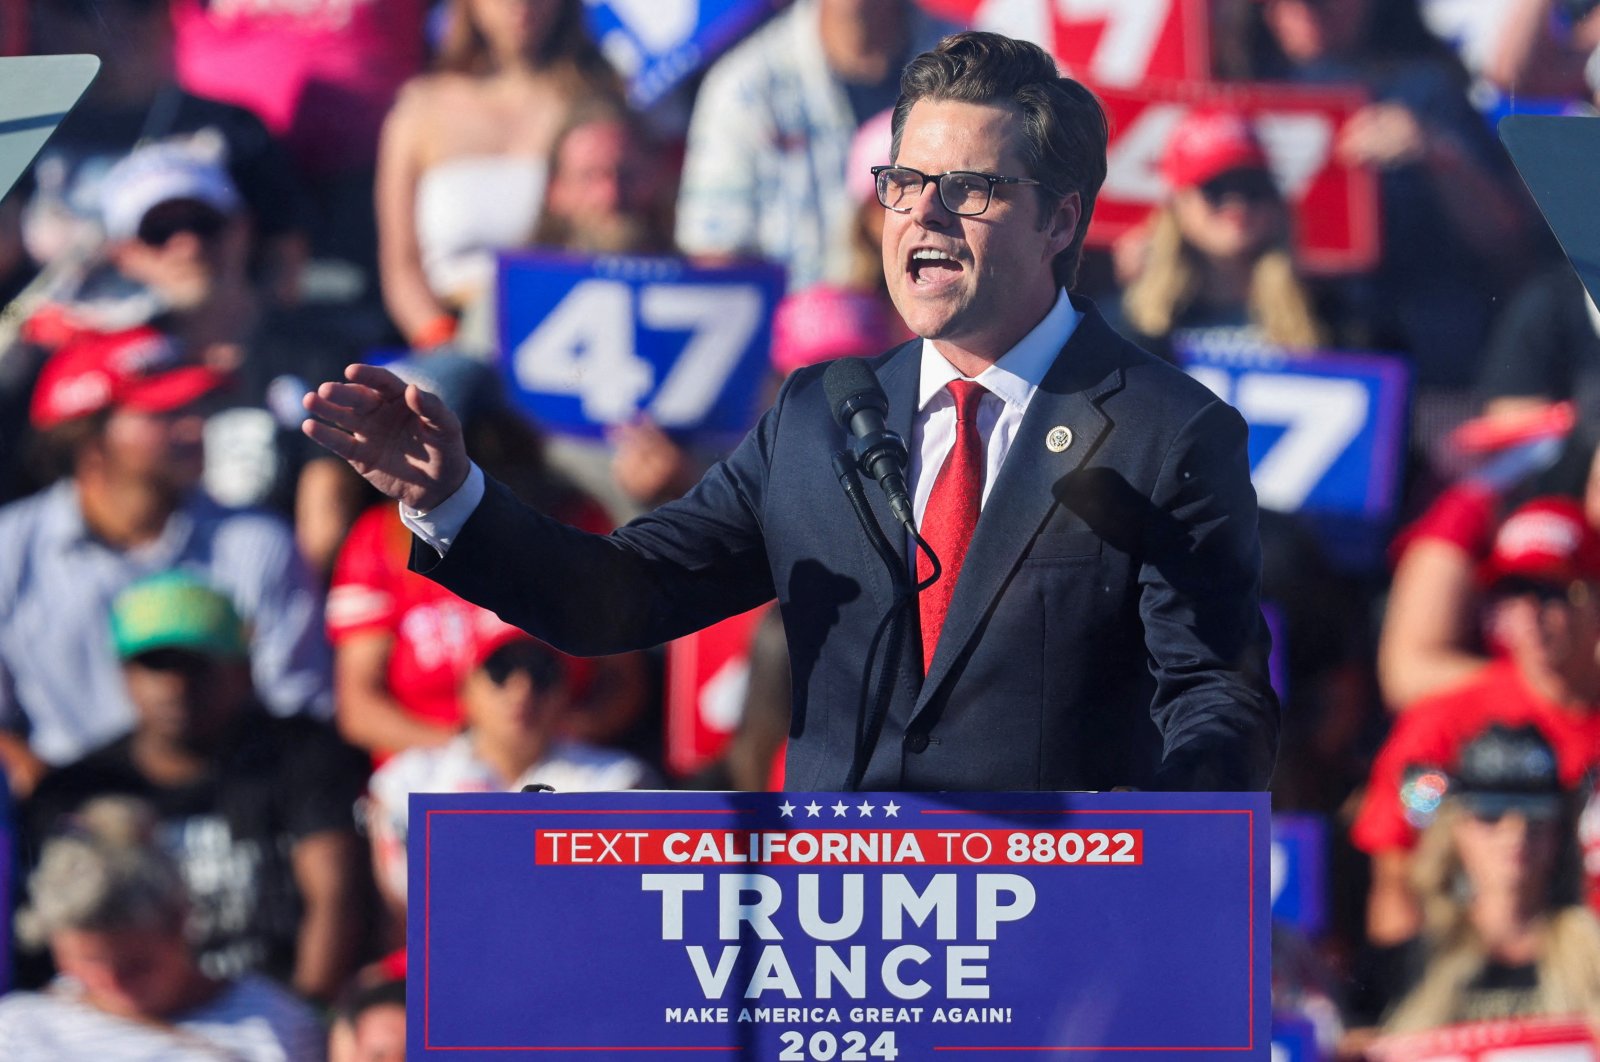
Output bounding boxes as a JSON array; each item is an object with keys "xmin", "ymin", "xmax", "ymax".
[
  {"xmin": 1481, "ymin": 496, "xmax": 1600, "ymax": 588},
  {"xmin": 1160, "ymin": 108, "xmax": 1271, "ymax": 191},
  {"xmin": 29, "ymin": 326, "xmax": 227, "ymax": 429}
]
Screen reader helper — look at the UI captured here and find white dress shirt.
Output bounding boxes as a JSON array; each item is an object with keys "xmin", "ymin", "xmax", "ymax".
[
  {"xmin": 406, "ymin": 290, "xmax": 1082, "ymax": 552},
  {"xmin": 910, "ymin": 289, "xmax": 1080, "ymax": 523}
]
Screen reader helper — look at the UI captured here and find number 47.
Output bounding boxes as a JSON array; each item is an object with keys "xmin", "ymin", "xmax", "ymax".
[
  {"xmin": 1187, "ymin": 367, "xmax": 1369, "ymax": 512},
  {"xmin": 513, "ymin": 278, "xmax": 765, "ymax": 427}
]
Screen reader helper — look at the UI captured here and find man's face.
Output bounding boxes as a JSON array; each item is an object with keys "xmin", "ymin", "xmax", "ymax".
[
  {"xmin": 111, "ymin": 200, "xmax": 246, "ymax": 311},
  {"xmin": 1492, "ymin": 578, "xmax": 1600, "ymax": 684},
  {"xmin": 882, "ymin": 99, "xmax": 1078, "ymax": 366},
  {"xmin": 544, "ymin": 120, "xmax": 655, "ymax": 252},
  {"xmin": 52, "ymin": 925, "xmax": 195, "ymax": 1020},
  {"xmin": 352, "ymin": 1003, "xmax": 408, "ymax": 1062},
  {"xmin": 123, "ymin": 649, "xmax": 250, "ymax": 751},
  {"xmin": 97, "ymin": 400, "xmax": 209, "ymax": 492}
]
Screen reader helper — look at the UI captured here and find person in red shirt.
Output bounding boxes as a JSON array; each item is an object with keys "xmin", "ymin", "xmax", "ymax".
[
  {"xmin": 325, "ymin": 355, "xmax": 645, "ymax": 762},
  {"xmin": 1354, "ymin": 495, "xmax": 1600, "ymax": 945}
]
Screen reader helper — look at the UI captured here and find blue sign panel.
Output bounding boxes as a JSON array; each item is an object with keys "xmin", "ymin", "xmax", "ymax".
[
  {"xmin": 498, "ymin": 252, "xmax": 787, "ymax": 443},
  {"xmin": 410, "ymin": 790, "xmax": 1271, "ymax": 1058},
  {"xmin": 585, "ymin": 0, "xmax": 785, "ymax": 108},
  {"xmin": 1271, "ymin": 813, "xmax": 1328, "ymax": 940},
  {"xmin": 1179, "ymin": 348, "xmax": 1410, "ymax": 521}
]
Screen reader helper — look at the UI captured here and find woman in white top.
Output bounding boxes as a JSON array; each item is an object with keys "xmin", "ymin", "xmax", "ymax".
[{"xmin": 375, "ymin": 0, "xmax": 619, "ymax": 351}]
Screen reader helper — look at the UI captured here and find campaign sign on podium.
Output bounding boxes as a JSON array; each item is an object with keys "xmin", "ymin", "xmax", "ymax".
[{"xmin": 409, "ymin": 790, "xmax": 1270, "ymax": 1058}]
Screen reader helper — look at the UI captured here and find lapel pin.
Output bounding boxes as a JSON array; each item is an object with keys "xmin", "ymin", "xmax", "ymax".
[{"xmin": 1045, "ymin": 426, "xmax": 1073, "ymax": 453}]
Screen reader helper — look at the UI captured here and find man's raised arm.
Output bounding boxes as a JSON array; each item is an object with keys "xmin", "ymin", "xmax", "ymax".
[{"xmin": 301, "ymin": 364, "xmax": 471, "ymax": 515}]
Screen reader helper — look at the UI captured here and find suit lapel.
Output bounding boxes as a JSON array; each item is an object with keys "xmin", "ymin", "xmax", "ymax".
[
  {"xmin": 856, "ymin": 341, "xmax": 920, "ymax": 580},
  {"xmin": 914, "ymin": 306, "xmax": 1127, "ymax": 715}
]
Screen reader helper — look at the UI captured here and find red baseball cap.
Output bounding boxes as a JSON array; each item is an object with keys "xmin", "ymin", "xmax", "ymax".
[
  {"xmin": 458, "ymin": 610, "xmax": 564, "ymax": 688},
  {"xmin": 1481, "ymin": 497, "xmax": 1600, "ymax": 589},
  {"xmin": 1161, "ymin": 108, "xmax": 1271, "ymax": 191},
  {"xmin": 29, "ymin": 326, "xmax": 227, "ymax": 429}
]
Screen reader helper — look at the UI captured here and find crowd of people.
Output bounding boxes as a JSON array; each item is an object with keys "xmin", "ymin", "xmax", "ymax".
[{"xmin": 3, "ymin": 0, "xmax": 1600, "ymax": 1056}]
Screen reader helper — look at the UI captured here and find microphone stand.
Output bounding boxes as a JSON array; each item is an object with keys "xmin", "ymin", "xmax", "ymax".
[{"xmin": 831, "ymin": 451, "xmax": 940, "ymax": 791}]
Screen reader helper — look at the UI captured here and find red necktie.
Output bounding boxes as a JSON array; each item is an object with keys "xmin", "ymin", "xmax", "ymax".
[{"xmin": 918, "ymin": 379, "xmax": 986, "ymax": 673}]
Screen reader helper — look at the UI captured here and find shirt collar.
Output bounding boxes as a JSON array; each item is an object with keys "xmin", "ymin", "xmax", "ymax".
[{"xmin": 916, "ymin": 289, "xmax": 1082, "ymax": 412}]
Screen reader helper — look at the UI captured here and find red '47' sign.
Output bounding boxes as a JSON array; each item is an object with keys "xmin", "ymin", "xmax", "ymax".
[
  {"xmin": 663, "ymin": 605, "xmax": 768, "ymax": 778},
  {"xmin": 913, "ymin": 0, "xmax": 1208, "ymax": 87},
  {"xmin": 1093, "ymin": 82, "xmax": 1382, "ymax": 275}
]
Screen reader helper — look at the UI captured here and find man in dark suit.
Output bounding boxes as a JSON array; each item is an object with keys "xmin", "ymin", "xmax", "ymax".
[{"xmin": 304, "ymin": 32, "xmax": 1278, "ymax": 792}]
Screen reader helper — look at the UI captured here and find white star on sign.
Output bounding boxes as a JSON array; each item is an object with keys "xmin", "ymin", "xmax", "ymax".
[
  {"xmin": 832, "ymin": 801, "xmax": 850, "ymax": 817},
  {"xmin": 778, "ymin": 802, "xmax": 796, "ymax": 818},
  {"xmin": 882, "ymin": 801, "xmax": 901, "ymax": 818},
  {"xmin": 857, "ymin": 800, "xmax": 875, "ymax": 817},
  {"xmin": 805, "ymin": 802, "xmax": 822, "ymax": 817}
]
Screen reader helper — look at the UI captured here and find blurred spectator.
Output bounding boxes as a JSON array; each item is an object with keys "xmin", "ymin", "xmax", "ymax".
[
  {"xmin": 675, "ymin": 0, "xmax": 949, "ymax": 291},
  {"xmin": 27, "ymin": 571, "xmax": 368, "ymax": 1003},
  {"xmin": 1479, "ymin": 265, "xmax": 1600, "ymax": 421},
  {"xmin": 1245, "ymin": 0, "xmax": 1528, "ymax": 389},
  {"xmin": 531, "ymin": 100, "xmax": 673, "ymax": 255},
  {"xmin": 365, "ymin": 612, "xmax": 651, "ymax": 918},
  {"xmin": 1354, "ymin": 497, "xmax": 1600, "ymax": 949},
  {"xmin": 26, "ymin": 0, "xmax": 308, "ymax": 307},
  {"xmin": 0, "ymin": 796, "xmax": 327, "ymax": 1059},
  {"xmin": 168, "ymin": 0, "xmax": 427, "ymax": 288},
  {"xmin": 0, "ymin": 328, "xmax": 331, "ymax": 796},
  {"xmin": 1482, "ymin": 0, "xmax": 1600, "ymax": 100},
  {"xmin": 1363, "ymin": 724, "xmax": 1600, "ymax": 1032},
  {"xmin": 1377, "ymin": 422, "xmax": 1600, "ymax": 710},
  {"xmin": 375, "ymin": 0, "xmax": 620, "ymax": 351},
  {"xmin": 1115, "ymin": 108, "xmax": 1329, "ymax": 361},
  {"xmin": 330, "ymin": 977, "xmax": 405, "ymax": 1062},
  {"xmin": 326, "ymin": 354, "xmax": 648, "ymax": 760},
  {"xmin": 91, "ymin": 140, "xmax": 359, "ymax": 525}
]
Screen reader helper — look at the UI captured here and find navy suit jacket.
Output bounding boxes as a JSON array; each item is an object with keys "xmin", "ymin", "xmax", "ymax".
[{"xmin": 415, "ymin": 297, "xmax": 1279, "ymax": 791}]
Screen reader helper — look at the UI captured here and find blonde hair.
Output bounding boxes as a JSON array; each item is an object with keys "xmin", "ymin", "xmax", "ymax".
[
  {"xmin": 1120, "ymin": 202, "xmax": 1326, "ymax": 352},
  {"xmin": 15, "ymin": 797, "xmax": 188, "ymax": 950},
  {"xmin": 1383, "ymin": 800, "xmax": 1600, "ymax": 1033}
]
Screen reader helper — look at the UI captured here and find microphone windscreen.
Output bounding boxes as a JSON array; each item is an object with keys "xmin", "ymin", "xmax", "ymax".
[{"xmin": 822, "ymin": 358, "xmax": 886, "ymax": 429}]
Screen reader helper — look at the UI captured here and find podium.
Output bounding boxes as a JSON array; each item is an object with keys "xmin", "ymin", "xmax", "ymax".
[{"xmin": 408, "ymin": 790, "xmax": 1270, "ymax": 1058}]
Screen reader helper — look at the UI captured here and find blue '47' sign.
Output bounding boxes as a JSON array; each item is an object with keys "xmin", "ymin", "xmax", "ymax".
[
  {"xmin": 1179, "ymin": 348, "xmax": 1410, "ymax": 521},
  {"xmin": 497, "ymin": 252, "xmax": 786, "ymax": 443}
]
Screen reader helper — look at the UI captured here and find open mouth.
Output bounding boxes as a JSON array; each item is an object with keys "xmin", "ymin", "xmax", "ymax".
[{"xmin": 908, "ymin": 248, "xmax": 963, "ymax": 286}]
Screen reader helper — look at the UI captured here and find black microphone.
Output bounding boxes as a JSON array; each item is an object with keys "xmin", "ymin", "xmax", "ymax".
[{"xmin": 823, "ymin": 359, "xmax": 915, "ymax": 529}]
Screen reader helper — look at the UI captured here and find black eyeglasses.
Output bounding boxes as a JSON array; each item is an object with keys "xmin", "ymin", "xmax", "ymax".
[
  {"xmin": 136, "ymin": 202, "xmax": 228, "ymax": 247},
  {"xmin": 871, "ymin": 165, "xmax": 1058, "ymax": 217},
  {"xmin": 1197, "ymin": 169, "xmax": 1279, "ymax": 208}
]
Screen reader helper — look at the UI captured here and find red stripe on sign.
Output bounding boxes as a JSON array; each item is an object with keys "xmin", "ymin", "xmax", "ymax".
[{"xmin": 533, "ymin": 829, "xmax": 1144, "ymax": 867}]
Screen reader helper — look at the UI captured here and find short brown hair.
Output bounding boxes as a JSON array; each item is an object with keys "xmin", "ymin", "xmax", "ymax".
[{"xmin": 891, "ymin": 32, "xmax": 1108, "ymax": 290}]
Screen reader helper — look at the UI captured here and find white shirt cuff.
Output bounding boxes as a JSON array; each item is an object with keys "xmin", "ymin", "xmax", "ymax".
[{"xmin": 400, "ymin": 463, "xmax": 485, "ymax": 556}]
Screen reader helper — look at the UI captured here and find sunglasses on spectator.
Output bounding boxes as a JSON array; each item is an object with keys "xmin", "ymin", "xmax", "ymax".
[
  {"xmin": 1493, "ymin": 577, "xmax": 1592, "ymax": 608},
  {"xmin": 1197, "ymin": 169, "xmax": 1278, "ymax": 208},
  {"xmin": 1464, "ymin": 802, "xmax": 1561, "ymax": 825},
  {"xmin": 136, "ymin": 203, "xmax": 228, "ymax": 247},
  {"xmin": 481, "ymin": 641, "xmax": 563, "ymax": 690}
]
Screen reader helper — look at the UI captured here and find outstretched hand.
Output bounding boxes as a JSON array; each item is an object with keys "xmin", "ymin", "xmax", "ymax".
[{"xmin": 301, "ymin": 364, "xmax": 470, "ymax": 513}]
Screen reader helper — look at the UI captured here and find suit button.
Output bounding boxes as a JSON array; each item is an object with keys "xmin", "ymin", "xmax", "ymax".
[{"xmin": 904, "ymin": 732, "xmax": 929, "ymax": 753}]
